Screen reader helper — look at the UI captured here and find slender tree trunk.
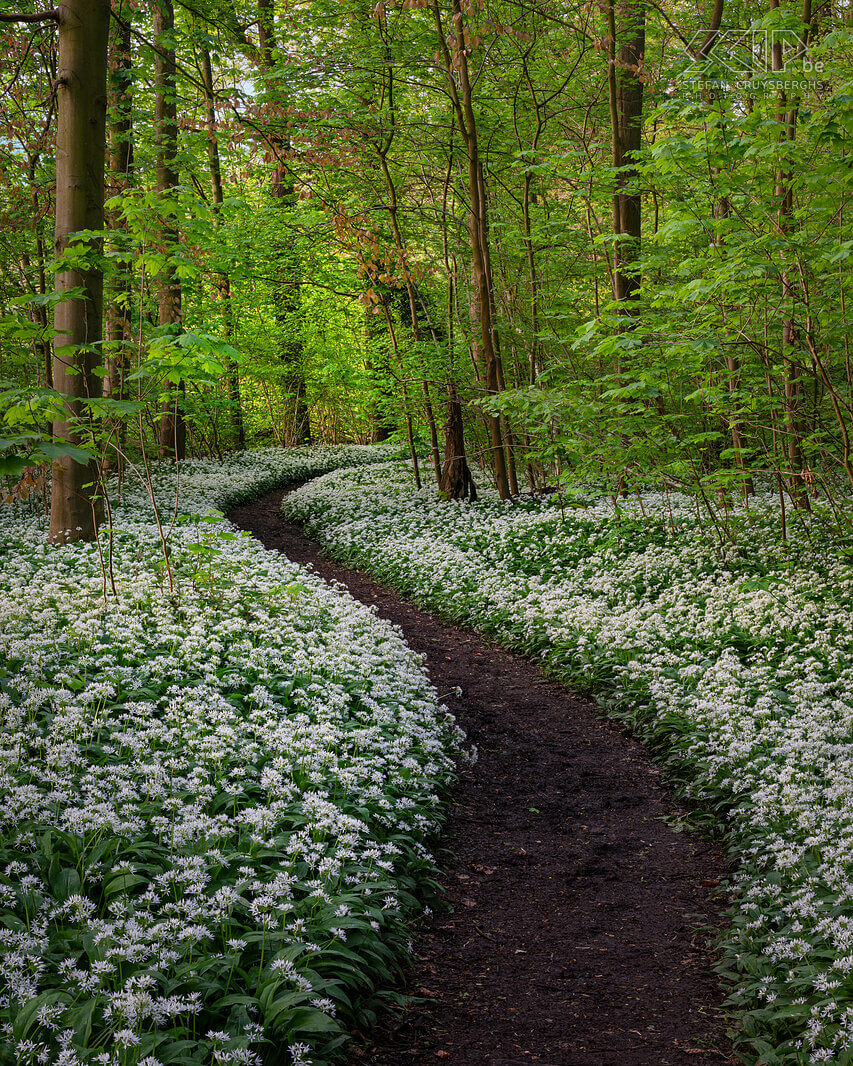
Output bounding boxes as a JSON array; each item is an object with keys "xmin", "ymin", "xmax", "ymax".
[
  {"xmin": 49, "ymin": 0, "xmax": 110, "ymax": 544},
  {"xmin": 604, "ymin": 0, "xmax": 645, "ymax": 494},
  {"xmin": 522, "ymin": 166, "xmax": 541, "ymax": 384},
  {"xmin": 365, "ymin": 303, "xmax": 396, "ymax": 440},
  {"xmin": 714, "ymin": 195, "xmax": 755, "ymax": 497},
  {"xmin": 422, "ymin": 379, "xmax": 442, "ymax": 482},
  {"xmin": 380, "ymin": 297, "xmax": 420, "ymax": 487},
  {"xmin": 200, "ymin": 45, "xmax": 245, "ymax": 449},
  {"xmin": 270, "ymin": 162, "xmax": 311, "ymax": 444},
  {"xmin": 36, "ymin": 230, "xmax": 51, "ymax": 386},
  {"xmin": 439, "ymin": 167, "xmax": 477, "ymax": 500},
  {"xmin": 431, "ymin": 0, "xmax": 510, "ymax": 498},
  {"xmin": 480, "ymin": 164, "xmax": 519, "ymax": 495},
  {"xmin": 21, "ymin": 240, "xmax": 51, "ymax": 387},
  {"xmin": 24, "ymin": 149, "xmax": 53, "ymax": 388},
  {"xmin": 104, "ymin": 15, "xmax": 133, "ymax": 404},
  {"xmin": 257, "ymin": 0, "xmax": 311, "ymax": 444},
  {"xmin": 771, "ymin": 0, "xmax": 812, "ymax": 509},
  {"xmin": 102, "ymin": 14, "xmax": 134, "ymax": 474},
  {"xmin": 154, "ymin": 0, "xmax": 185, "ymax": 460},
  {"xmin": 371, "ymin": 30, "xmax": 441, "ymax": 483},
  {"xmin": 402, "ymin": 379, "xmax": 421, "ymax": 490}
]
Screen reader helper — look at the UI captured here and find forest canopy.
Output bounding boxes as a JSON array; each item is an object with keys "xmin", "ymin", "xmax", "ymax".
[{"xmin": 0, "ymin": 0, "xmax": 851, "ymax": 535}]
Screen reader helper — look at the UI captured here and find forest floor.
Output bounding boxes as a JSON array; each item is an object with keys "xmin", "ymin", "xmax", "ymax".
[{"xmin": 229, "ymin": 487, "xmax": 738, "ymax": 1066}]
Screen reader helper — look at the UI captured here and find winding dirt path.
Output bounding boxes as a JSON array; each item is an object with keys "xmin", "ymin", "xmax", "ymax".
[{"xmin": 228, "ymin": 488, "xmax": 735, "ymax": 1066}]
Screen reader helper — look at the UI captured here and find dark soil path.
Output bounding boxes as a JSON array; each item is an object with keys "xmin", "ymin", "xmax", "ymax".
[{"xmin": 228, "ymin": 488, "xmax": 735, "ymax": 1066}]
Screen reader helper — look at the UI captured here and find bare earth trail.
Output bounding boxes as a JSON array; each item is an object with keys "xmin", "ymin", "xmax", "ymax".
[{"xmin": 228, "ymin": 488, "xmax": 736, "ymax": 1066}]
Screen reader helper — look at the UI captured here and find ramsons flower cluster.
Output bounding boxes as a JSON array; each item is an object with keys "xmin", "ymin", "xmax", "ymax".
[
  {"xmin": 284, "ymin": 461, "xmax": 853, "ymax": 1066},
  {"xmin": 0, "ymin": 446, "xmax": 460, "ymax": 1066}
]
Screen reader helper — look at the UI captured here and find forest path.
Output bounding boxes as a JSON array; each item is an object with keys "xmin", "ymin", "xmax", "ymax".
[{"xmin": 228, "ymin": 487, "xmax": 735, "ymax": 1066}]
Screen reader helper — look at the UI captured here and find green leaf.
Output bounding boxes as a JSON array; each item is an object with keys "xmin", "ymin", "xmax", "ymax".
[
  {"xmin": 0, "ymin": 456, "xmax": 29, "ymax": 478},
  {"xmin": 13, "ymin": 991, "xmax": 67, "ymax": 1042},
  {"xmin": 49, "ymin": 867, "xmax": 81, "ymax": 902},
  {"xmin": 102, "ymin": 872, "xmax": 148, "ymax": 900}
]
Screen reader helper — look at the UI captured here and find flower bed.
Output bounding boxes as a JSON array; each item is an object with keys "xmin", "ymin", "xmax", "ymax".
[
  {"xmin": 0, "ymin": 446, "xmax": 460, "ymax": 1066},
  {"xmin": 284, "ymin": 461, "xmax": 853, "ymax": 1066}
]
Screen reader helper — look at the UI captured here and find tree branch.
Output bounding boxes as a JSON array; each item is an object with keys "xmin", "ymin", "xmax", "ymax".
[
  {"xmin": 0, "ymin": 9, "xmax": 59, "ymax": 23},
  {"xmin": 697, "ymin": 0, "xmax": 725, "ymax": 60}
]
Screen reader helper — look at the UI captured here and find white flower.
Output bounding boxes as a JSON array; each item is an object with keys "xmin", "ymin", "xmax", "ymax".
[{"xmin": 0, "ymin": 446, "xmax": 452, "ymax": 1064}]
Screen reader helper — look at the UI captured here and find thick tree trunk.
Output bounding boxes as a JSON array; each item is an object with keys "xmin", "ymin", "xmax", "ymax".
[
  {"xmin": 154, "ymin": 0, "xmax": 185, "ymax": 460},
  {"xmin": 439, "ymin": 387, "xmax": 477, "ymax": 500},
  {"xmin": 607, "ymin": 0, "xmax": 645, "ymax": 302},
  {"xmin": 49, "ymin": 0, "xmax": 110, "ymax": 544}
]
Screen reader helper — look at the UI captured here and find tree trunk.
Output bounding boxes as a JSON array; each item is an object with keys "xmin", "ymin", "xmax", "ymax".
[
  {"xmin": 365, "ymin": 303, "xmax": 396, "ymax": 441},
  {"xmin": 770, "ymin": 0, "xmax": 813, "ymax": 509},
  {"xmin": 270, "ymin": 162, "xmax": 311, "ymax": 445},
  {"xmin": 431, "ymin": 0, "xmax": 510, "ymax": 499},
  {"xmin": 101, "ymin": 14, "xmax": 134, "ymax": 475},
  {"xmin": 522, "ymin": 166, "xmax": 541, "ymax": 384},
  {"xmin": 49, "ymin": 0, "xmax": 110, "ymax": 544},
  {"xmin": 104, "ymin": 14, "xmax": 133, "ymax": 405},
  {"xmin": 607, "ymin": 0, "xmax": 645, "ymax": 302},
  {"xmin": 200, "ymin": 44, "xmax": 245, "ymax": 449},
  {"xmin": 439, "ymin": 386, "xmax": 477, "ymax": 500},
  {"xmin": 375, "ymin": 70, "xmax": 442, "ymax": 481},
  {"xmin": 154, "ymin": 0, "xmax": 185, "ymax": 460},
  {"xmin": 24, "ymin": 149, "xmax": 53, "ymax": 389},
  {"xmin": 438, "ymin": 146, "xmax": 477, "ymax": 501},
  {"xmin": 480, "ymin": 167, "xmax": 519, "ymax": 495},
  {"xmin": 379, "ymin": 297, "xmax": 420, "ymax": 487},
  {"xmin": 715, "ymin": 195, "xmax": 755, "ymax": 498},
  {"xmin": 257, "ymin": 2, "xmax": 311, "ymax": 445}
]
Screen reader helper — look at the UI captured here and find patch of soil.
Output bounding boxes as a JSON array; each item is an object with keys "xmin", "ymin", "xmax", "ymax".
[{"xmin": 228, "ymin": 488, "xmax": 736, "ymax": 1066}]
